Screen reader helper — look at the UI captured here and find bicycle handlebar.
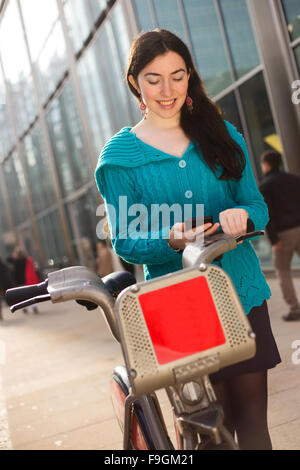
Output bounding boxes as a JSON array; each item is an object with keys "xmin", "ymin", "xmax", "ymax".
[
  {"xmin": 5, "ymin": 267, "xmax": 120, "ymax": 341},
  {"xmin": 182, "ymin": 219, "xmax": 263, "ymax": 268}
]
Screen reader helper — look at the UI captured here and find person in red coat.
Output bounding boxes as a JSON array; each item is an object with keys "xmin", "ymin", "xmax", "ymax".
[
  {"xmin": 25, "ymin": 256, "xmax": 40, "ymax": 286},
  {"xmin": 12, "ymin": 246, "xmax": 40, "ymax": 314}
]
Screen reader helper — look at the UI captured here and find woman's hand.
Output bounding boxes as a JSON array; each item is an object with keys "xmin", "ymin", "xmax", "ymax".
[
  {"xmin": 168, "ymin": 221, "xmax": 220, "ymax": 252},
  {"xmin": 218, "ymin": 208, "xmax": 249, "ymax": 240}
]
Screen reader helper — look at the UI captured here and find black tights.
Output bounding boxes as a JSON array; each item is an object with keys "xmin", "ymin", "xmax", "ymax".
[{"xmin": 213, "ymin": 370, "xmax": 272, "ymax": 450}]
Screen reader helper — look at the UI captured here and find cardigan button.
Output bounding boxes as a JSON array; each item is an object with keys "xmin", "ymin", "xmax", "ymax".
[
  {"xmin": 185, "ymin": 190, "xmax": 193, "ymax": 199},
  {"xmin": 179, "ymin": 159, "xmax": 186, "ymax": 168}
]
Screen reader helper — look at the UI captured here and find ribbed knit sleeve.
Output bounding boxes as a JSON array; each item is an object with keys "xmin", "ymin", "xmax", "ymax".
[
  {"xmin": 225, "ymin": 122, "xmax": 269, "ymax": 231},
  {"xmin": 97, "ymin": 165, "xmax": 181, "ymax": 265}
]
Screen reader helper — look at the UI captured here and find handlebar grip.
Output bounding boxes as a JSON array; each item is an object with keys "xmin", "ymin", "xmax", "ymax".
[
  {"xmin": 246, "ymin": 219, "xmax": 255, "ymax": 233},
  {"xmin": 5, "ymin": 280, "xmax": 48, "ymax": 307}
]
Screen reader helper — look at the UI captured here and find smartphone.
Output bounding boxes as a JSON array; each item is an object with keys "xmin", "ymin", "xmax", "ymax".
[{"xmin": 187, "ymin": 216, "xmax": 214, "ymax": 229}]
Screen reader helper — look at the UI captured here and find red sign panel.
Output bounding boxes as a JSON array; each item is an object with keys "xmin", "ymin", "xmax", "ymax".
[{"xmin": 138, "ymin": 276, "xmax": 226, "ymax": 365}]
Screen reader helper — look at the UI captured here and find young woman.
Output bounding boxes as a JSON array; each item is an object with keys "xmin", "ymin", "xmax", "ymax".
[{"xmin": 95, "ymin": 29, "xmax": 281, "ymax": 450}]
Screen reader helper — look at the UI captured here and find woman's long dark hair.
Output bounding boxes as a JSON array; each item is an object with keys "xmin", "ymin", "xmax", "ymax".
[{"xmin": 126, "ymin": 29, "xmax": 245, "ymax": 181}]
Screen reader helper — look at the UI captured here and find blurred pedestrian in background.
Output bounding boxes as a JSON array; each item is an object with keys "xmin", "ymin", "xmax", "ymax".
[
  {"xmin": 259, "ymin": 150, "xmax": 300, "ymax": 321},
  {"xmin": 0, "ymin": 257, "xmax": 13, "ymax": 321},
  {"xmin": 11, "ymin": 246, "xmax": 40, "ymax": 314}
]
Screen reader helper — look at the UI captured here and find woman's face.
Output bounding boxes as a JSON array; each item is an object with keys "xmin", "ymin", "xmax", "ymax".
[{"xmin": 131, "ymin": 50, "xmax": 190, "ymax": 122}]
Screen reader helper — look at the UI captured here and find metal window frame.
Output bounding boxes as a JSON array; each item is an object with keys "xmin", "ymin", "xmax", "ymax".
[{"xmin": 246, "ymin": 0, "xmax": 300, "ymax": 175}]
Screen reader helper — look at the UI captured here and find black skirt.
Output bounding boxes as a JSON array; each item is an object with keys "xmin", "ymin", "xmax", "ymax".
[{"xmin": 210, "ymin": 300, "xmax": 281, "ymax": 385}]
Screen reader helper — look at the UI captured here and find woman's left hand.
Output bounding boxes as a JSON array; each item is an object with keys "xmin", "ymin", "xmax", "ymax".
[{"xmin": 219, "ymin": 208, "xmax": 249, "ymax": 240}]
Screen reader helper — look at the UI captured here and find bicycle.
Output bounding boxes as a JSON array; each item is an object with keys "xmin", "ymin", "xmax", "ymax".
[{"xmin": 5, "ymin": 223, "xmax": 263, "ymax": 450}]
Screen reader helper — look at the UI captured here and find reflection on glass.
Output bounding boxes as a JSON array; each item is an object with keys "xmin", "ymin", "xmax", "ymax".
[
  {"xmin": 0, "ymin": 0, "xmax": 37, "ymax": 136},
  {"xmin": 77, "ymin": 20, "xmax": 132, "ymax": 154},
  {"xmin": 63, "ymin": 0, "xmax": 107, "ymax": 54},
  {"xmin": 217, "ymin": 92, "xmax": 242, "ymax": 133},
  {"xmin": 133, "ymin": 0, "xmax": 155, "ymax": 31},
  {"xmin": 183, "ymin": 0, "xmax": 232, "ymax": 97},
  {"xmin": 46, "ymin": 80, "xmax": 91, "ymax": 197},
  {"xmin": 22, "ymin": 123, "xmax": 56, "ymax": 214},
  {"xmin": 153, "ymin": 0, "xmax": 187, "ymax": 43},
  {"xmin": 37, "ymin": 209, "xmax": 68, "ymax": 269},
  {"xmin": 281, "ymin": 0, "xmax": 300, "ymax": 41},
  {"xmin": 239, "ymin": 72, "xmax": 277, "ymax": 182},
  {"xmin": 219, "ymin": 0, "xmax": 260, "ymax": 78},
  {"xmin": 3, "ymin": 151, "xmax": 30, "ymax": 225}
]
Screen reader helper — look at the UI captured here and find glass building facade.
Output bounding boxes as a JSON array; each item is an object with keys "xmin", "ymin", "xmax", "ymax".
[{"xmin": 0, "ymin": 0, "xmax": 300, "ymax": 273}]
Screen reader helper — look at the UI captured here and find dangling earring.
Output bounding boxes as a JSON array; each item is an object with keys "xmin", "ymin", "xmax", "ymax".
[
  {"xmin": 186, "ymin": 95, "xmax": 193, "ymax": 114},
  {"xmin": 139, "ymin": 95, "xmax": 147, "ymax": 118}
]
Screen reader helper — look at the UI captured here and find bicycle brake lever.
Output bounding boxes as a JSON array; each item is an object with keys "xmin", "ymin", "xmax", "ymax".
[
  {"xmin": 10, "ymin": 294, "xmax": 51, "ymax": 313},
  {"xmin": 235, "ymin": 230, "xmax": 265, "ymax": 243}
]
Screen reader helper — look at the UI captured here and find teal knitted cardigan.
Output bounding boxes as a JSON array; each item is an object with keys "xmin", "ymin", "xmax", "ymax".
[{"xmin": 95, "ymin": 120, "xmax": 271, "ymax": 315}]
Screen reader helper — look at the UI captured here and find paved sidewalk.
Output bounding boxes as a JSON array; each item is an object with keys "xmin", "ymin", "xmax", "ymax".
[{"xmin": 0, "ymin": 276, "xmax": 300, "ymax": 450}]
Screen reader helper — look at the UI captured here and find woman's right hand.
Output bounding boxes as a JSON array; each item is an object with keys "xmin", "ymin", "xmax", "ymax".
[{"xmin": 168, "ymin": 221, "xmax": 220, "ymax": 252}]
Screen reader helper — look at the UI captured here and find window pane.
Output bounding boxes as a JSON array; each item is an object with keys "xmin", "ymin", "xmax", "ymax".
[
  {"xmin": 239, "ymin": 72, "xmax": 278, "ymax": 181},
  {"xmin": 34, "ymin": 21, "xmax": 68, "ymax": 104},
  {"xmin": 0, "ymin": 68, "xmax": 15, "ymax": 161},
  {"xmin": 18, "ymin": 225, "xmax": 39, "ymax": 264},
  {"xmin": 46, "ymin": 80, "xmax": 91, "ymax": 197},
  {"xmin": 63, "ymin": 0, "xmax": 107, "ymax": 54},
  {"xmin": 0, "ymin": 234, "xmax": 9, "ymax": 261},
  {"xmin": 183, "ymin": 0, "xmax": 232, "ymax": 97},
  {"xmin": 0, "ymin": 0, "xmax": 38, "ymax": 136},
  {"xmin": 153, "ymin": 0, "xmax": 188, "ymax": 43},
  {"xmin": 219, "ymin": 0, "xmax": 260, "ymax": 78},
  {"xmin": 3, "ymin": 151, "xmax": 30, "ymax": 225},
  {"xmin": 20, "ymin": 0, "xmax": 59, "ymax": 61},
  {"xmin": 217, "ymin": 92, "xmax": 242, "ymax": 133},
  {"xmin": 0, "ymin": 184, "xmax": 9, "ymax": 234},
  {"xmin": 37, "ymin": 209, "xmax": 68, "ymax": 269},
  {"xmin": 89, "ymin": 0, "xmax": 108, "ymax": 18},
  {"xmin": 110, "ymin": 2, "xmax": 132, "ymax": 71},
  {"xmin": 281, "ymin": 0, "xmax": 300, "ymax": 41},
  {"xmin": 21, "ymin": 0, "xmax": 66, "ymax": 104},
  {"xmin": 22, "ymin": 123, "xmax": 56, "ymax": 214},
  {"xmin": 133, "ymin": 0, "xmax": 155, "ymax": 31},
  {"xmin": 110, "ymin": 2, "xmax": 140, "ymax": 122},
  {"xmin": 77, "ymin": 20, "xmax": 133, "ymax": 154},
  {"xmin": 65, "ymin": 191, "xmax": 98, "ymax": 268}
]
